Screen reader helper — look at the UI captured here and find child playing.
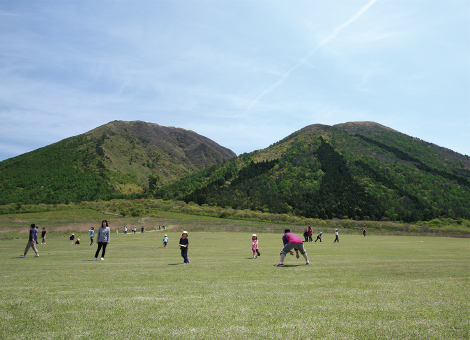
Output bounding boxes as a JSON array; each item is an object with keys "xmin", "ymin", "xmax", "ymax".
[
  {"xmin": 315, "ymin": 231, "xmax": 322, "ymax": 242},
  {"xmin": 89, "ymin": 227, "xmax": 94, "ymax": 245},
  {"xmin": 252, "ymin": 234, "xmax": 260, "ymax": 258},
  {"xmin": 179, "ymin": 231, "xmax": 189, "ymax": 264},
  {"xmin": 75, "ymin": 238, "xmax": 80, "ymax": 245},
  {"xmin": 163, "ymin": 234, "xmax": 168, "ymax": 248},
  {"xmin": 41, "ymin": 228, "xmax": 46, "ymax": 244},
  {"xmin": 70, "ymin": 233, "xmax": 75, "ymax": 245}
]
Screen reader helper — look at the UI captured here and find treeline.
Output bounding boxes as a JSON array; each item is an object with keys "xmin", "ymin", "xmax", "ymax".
[
  {"xmin": 155, "ymin": 130, "xmax": 470, "ymax": 222},
  {"xmin": 1, "ymin": 199, "xmax": 469, "ymax": 236}
]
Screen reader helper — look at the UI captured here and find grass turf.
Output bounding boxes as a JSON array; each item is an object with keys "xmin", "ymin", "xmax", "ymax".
[{"xmin": 0, "ymin": 230, "xmax": 468, "ymax": 339}]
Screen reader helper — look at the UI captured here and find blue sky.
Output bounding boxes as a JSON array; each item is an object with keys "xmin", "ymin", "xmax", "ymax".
[{"xmin": 0, "ymin": 0, "xmax": 469, "ymax": 161}]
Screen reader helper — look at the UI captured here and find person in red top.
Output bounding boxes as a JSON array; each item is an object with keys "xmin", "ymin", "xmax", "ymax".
[
  {"xmin": 275, "ymin": 229, "xmax": 310, "ymax": 267},
  {"xmin": 307, "ymin": 226, "xmax": 313, "ymax": 242}
]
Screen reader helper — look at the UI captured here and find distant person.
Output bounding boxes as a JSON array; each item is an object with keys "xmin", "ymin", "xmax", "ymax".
[
  {"xmin": 307, "ymin": 226, "xmax": 313, "ymax": 242},
  {"xmin": 315, "ymin": 232, "xmax": 322, "ymax": 242},
  {"xmin": 252, "ymin": 234, "xmax": 261, "ymax": 259},
  {"xmin": 334, "ymin": 229, "xmax": 339, "ymax": 243},
  {"xmin": 41, "ymin": 228, "xmax": 47, "ymax": 244},
  {"xmin": 20, "ymin": 224, "xmax": 39, "ymax": 258},
  {"xmin": 70, "ymin": 233, "xmax": 75, "ymax": 245},
  {"xmin": 89, "ymin": 227, "xmax": 95, "ymax": 245},
  {"xmin": 124, "ymin": 227, "xmax": 127, "ymax": 234},
  {"xmin": 93, "ymin": 220, "xmax": 110, "ymax": 261},
  {"xmin": 275, "ymin": 229, "xmax": 309, "ymax": 267},
  {"xmin": 303, "ymin": 229, "xmax": 308, "ymax": 243},
  {"xmin": 132, "ymin": 227, "xmax": 137, "ymax": 234},
  {"xmin": 75, "ymin": 238, "xmax": 80, "ymax": 245},
  {"xmin": 363, "ymin": 226, "xmax": 367, "ymax": 237},
  {"xmin": 179, "ymin": 231, "xmax": 189, "ymax": 264},
  {"xmin": 163, "ymin": 234, "xmax": 168, "ymax": 248},
  {"xmin": 141, "ymin": 226, "xmax": 145, "ymax": 233}
]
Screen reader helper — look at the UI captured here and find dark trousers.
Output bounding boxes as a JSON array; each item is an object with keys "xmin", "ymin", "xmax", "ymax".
[
  {"xmin": 334, "ymin": 236, "xmax": 339, "ymax": 243},
  {"xmin": 180, "ymin": 247, "xmax": 189, "ymax": 263},
  {"xmin": 308, "ymin": 234, "xmax": 313, "ymax": 242},
  {"xmin": 315, "ymin": 236, "xmax": 322, "ymax": 242},
  {"xmin": 95, "ymin": 242, "xmax": 108, "ymax": 258}
]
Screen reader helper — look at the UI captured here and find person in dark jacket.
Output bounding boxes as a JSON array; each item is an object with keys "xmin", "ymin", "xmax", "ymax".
[
  {"xmin": 179, "ymin": 231, "xmax": 189, "ymax": 264},
  {"xmin": 20, "ymin": 224, "xmax": 39, "ymax": 258}
]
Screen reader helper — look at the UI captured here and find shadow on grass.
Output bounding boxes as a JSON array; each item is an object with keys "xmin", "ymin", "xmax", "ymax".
[
  {"xmin": 168, "ymin": 263, "xmax": 186, "ymax": 265},
  {"xmin": 273, "ymin": 264, "xmax": 303, "ymax": 267}
]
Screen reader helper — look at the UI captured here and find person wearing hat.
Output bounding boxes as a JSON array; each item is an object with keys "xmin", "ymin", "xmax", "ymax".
[
  {"xmin": 315, "ymin": 231, "xmax": 323, "ymax": 242},
  {"xmin": 163, "ymin": 234, "xmax": 168, "ymax": 248},
  {"xmin": 179, "ymin": 231, "xmax": 189, "ymax": 264},
  {"xmin": 334, "ymin": 229, "xmax": 339, "ymax": 243},
  {"xmin": 252, "ymin": 234, "xmax": 260, "ymax": 259}
]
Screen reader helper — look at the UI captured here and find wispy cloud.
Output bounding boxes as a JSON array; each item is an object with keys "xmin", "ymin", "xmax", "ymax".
[{"xmin": 244, "ymin": 0, "xmax": 378, "ymax": 114}]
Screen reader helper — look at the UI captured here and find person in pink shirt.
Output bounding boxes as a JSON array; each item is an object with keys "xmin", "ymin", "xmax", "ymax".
[
  {"xmin": 275, "ymin": 229, "xmax": 310, "ymax": 267},
  {"xmin": 252, "ymin": 234, "xmax": 261, "ymax": 259}
]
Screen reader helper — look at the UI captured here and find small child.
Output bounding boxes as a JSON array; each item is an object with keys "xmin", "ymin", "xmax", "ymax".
[
  {"xmin": 75, "ymin": 238, "xmax": 80, "ymax": 245},
  {"xmin": 70, "ymin": 233, "xmax": 75, "ymax": 245},
  {"xmin": 303, "ymin": 229, "xmax": 308, "ymax": 242},
  {"xmin": 252, "ymin": 234, "xmax": 261, "ymax": 259},
  {"xmin": 179, "ymin": 231, "xmax": 189, "ymax": 264},
  {"xmin": 315, "ymin": 231, "xmax": 322, "ymax": 242},
  {"xmin": 334, "ymin": 229, "xmax": 339, "ymax": 243},
  {"xmin": 163, "ymin": 234, "xmax": 168, "ymax": 248},
  {"xmin": 89, "ymin": 227, "xmax": 95, "ymax": 245},
  {"xmin": 41, "ymin": 228, "xmax": 46, "ymax": 244}
]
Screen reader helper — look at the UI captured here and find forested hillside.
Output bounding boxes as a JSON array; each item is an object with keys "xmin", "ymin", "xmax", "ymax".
[
  {"xmin": 0, "ymin": 120, "xmax": 235, "ymax": 204},
  {"xmin": 155, "ymin": 122, "xmax": 470, "ymax": 222}
]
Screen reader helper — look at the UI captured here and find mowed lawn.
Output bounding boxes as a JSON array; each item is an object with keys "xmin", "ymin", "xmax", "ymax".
[{"xmin": 0, "ymin": 230, "xmax": 468, "ymax": 339}]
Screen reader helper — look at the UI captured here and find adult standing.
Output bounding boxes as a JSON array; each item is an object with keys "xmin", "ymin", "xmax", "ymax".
[
  {"xmin": 93, "ymin": 220, "xmax": 110, "ymax": 261},
  {"xmin": 307, "ymin": 226, "xmax": 313, "ymax": 242},
  {"xmin": 20, "ymin": 224, "xmax": 39, "ymax": 258},
  {"xmin": 275, "ymin": 229, "xmax": 309, "ymax": 267},
  {"xmin": 334, "ymin": 229, "xmax": 339, "ymax": 243}
]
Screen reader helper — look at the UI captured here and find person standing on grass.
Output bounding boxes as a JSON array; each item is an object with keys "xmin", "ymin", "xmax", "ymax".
[
  {"xmin": 94, "ymin": 220, "xmax": 110, "ymax": 261},
  {"xmin": 252, "ymin": 234, "xmax": 260, "ymax": 259},
  {"xmin": 275, "ymin": 229, "xmax": 309, "ymax": 267},
  {"xmin": 303, "ymin": 229, "xmax": 308, "ymax": 243},
  {"xmin": 179, "ymin": 231, "xmax": 189, "ymax": 264},
  {"xmin": 163, "ymin": 234, "xmax": 168, "ymax": 248},
  {"xmin": 89, "ymin": 227, "xmax": 94, "ymax": 245},
  {"xmin": 307, "ymin": 226, "xmax": 313, "ymax": 242},
  {"xmin": 334, "ymin": 229, "xmax": 339, "ymax": 243},
  {"xmin": 70, "ymin": 233, "xmax": 75, "ymax": 245},
  {"xmin": 20, "ymin": 224, "xmax": 39, "ymax": 258},
  {"xmin": 41, "ymin": 228, "xmax": 46, "ymax": 244},
  {"xmin": 363, "ymin": 226, "xmax": 367, "ymax": 237},
  {"xmin": 315, "ymin": 232, "xmax": 322, "ymax": 242}
]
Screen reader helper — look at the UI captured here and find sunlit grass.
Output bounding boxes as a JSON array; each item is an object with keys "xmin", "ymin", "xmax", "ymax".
[{"xmin": 1, "ymin": 231, "xmax": 468, "ymax": 339}]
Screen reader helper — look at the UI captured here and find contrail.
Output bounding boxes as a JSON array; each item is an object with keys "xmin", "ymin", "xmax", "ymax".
[{"xmin": 245, "ymin": 0, "xmax": 377, "ymax": 114}]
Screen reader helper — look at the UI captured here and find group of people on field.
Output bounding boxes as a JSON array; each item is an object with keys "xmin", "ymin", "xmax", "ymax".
[{"xmin": 20, "ymin": 220, "xmax": 354, "ymax": 266}]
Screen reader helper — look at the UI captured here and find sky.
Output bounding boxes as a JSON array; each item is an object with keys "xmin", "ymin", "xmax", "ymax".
[{"xmin": 0, "ymin": 0, "xmax": 469, "ymax": 161}]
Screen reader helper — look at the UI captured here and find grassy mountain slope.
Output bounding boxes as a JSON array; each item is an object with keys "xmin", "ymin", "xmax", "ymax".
[
  {"xmin": 156, "ymin": 122, "xmax": 470, "ymax": 222},
  {"xmin": 0, "ymin": 120, "xmax": 235, "ymax": 204}
]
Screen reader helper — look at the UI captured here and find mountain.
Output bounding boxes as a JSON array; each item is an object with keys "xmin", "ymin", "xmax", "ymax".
[
  {"xmin": 155, "ymin": 121, "xmax": 470, "ymax": 222},
  {"xmin": 0, "ymin": 120, "xmax": 236, "ymax": 204}
]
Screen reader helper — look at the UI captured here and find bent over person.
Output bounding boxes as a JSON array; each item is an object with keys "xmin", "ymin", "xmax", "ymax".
[
  {"xmin": 276, "ymin": 229, "xmax": 309, "ymax": 267},
  {"xmin": 94, "ymin": 220, "xmax": 110, "ymax": 261}
]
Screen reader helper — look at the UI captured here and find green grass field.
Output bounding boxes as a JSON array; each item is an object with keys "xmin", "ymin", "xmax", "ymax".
[{"xmin": 1, "ymin": 228, "xmax": 468, "ymax": 339}]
